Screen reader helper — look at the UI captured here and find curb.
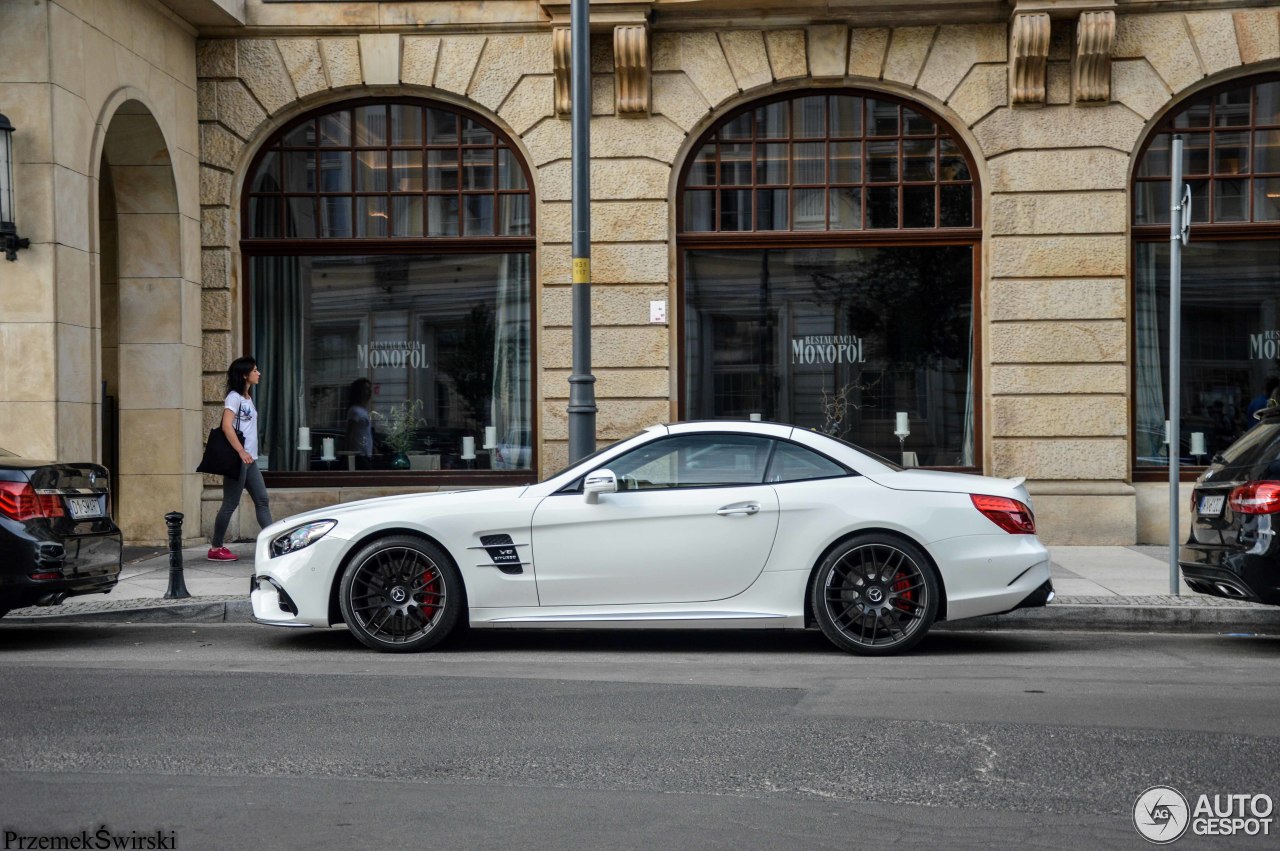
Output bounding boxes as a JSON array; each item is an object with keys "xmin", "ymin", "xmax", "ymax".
[
  {"xmin": 5, "ymin": 600, "xmax": 254, "ymax": 625},
  {"xmin": 936, "ymin": 603, "xmax": 1280, "ymax": 634},
  {"xmin": 4, "ymin": 600, "xmax": 1278, "ymax": 633}
]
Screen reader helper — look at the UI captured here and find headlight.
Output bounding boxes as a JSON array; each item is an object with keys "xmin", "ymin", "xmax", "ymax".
[{"xmin": 270, "ymin": 520, "xmax": 337, "ymax": 558}]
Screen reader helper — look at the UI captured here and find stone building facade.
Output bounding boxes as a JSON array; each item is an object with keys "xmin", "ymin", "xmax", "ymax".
[{"xmin": 2, "ymin": 0, "xmax": 1278, "ymax": 544}]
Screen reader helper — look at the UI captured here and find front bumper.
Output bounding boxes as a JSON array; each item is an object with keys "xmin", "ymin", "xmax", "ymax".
[{"xmin": 249, "ymin": 534, "xmax": 349, "ymax": 627}]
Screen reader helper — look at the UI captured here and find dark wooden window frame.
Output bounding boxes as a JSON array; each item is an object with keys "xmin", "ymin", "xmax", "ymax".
[
  {"xmin": 240, "ymin": 97, "xmax": 538, "ymax": 488},
  {"xmin": 676, "ymin": 89, "xmax": 984, "ymax": 473},
  {"xmin": 1131, "ymin": 74, "xmax": 1280, "ymax": 481}
]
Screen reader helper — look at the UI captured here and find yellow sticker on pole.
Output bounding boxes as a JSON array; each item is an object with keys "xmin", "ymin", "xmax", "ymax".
[{"xmin": 572, "ymin": 257, "xmax": 590, "ymax": 284}]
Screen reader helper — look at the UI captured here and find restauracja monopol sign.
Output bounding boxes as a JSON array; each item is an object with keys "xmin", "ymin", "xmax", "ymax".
[
  {"xmin": 791, "ymin": 335, "xmax": 866, "ymax": 365},
  {"xmin": 357, "ymin": 341, "xmax": 430, "ymax": 370},
  {"xmin": 1250, "ymin": 330, "xmax": 1280, "ymax": 360}
]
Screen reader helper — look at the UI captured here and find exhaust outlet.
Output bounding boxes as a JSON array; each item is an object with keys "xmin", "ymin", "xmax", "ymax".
[
  {"xmin": 1215, "ymin": 582, "xmax": 1246, "ymax": 598},
  {"xmin": 35, "ymin": 592, "xmax": 67, "ymax": 607}
]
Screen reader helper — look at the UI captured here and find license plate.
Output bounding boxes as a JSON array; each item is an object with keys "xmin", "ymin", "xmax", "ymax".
[
  {"xmin": 1198, "ymin": 494, "xmax": 1225, "ymax": 516},
  {"xmin": 66, "ymin": 495, "xmax": 103, "ymax": 520}
]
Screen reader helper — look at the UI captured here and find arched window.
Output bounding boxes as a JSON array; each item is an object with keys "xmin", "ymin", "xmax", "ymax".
[
  {"xmin": 1132, "ymin": 76, "xmax": 1280, "ymax": 472},
  {"xmin": 241, "ymin": 99, "xmax": 535, "ymax": 481},
  {"xmin": 678, "ymin": 91, "xmax": 980, "ymax": 468}
]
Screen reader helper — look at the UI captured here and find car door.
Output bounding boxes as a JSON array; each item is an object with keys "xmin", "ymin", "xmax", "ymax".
[{"xmin": 530, "ymin": 434, "xmax": 781, "ymax": 606}]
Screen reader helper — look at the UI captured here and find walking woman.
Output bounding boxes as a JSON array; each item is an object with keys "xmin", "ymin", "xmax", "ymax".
[{"xmin": 208, "ymin": 356, "xmax": 272, "ymax": 561}]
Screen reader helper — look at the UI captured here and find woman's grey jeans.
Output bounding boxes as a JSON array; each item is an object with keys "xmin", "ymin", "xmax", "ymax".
[{"xmin": 212, "ymin": 461, "xmax": 272, "ymax": 547}]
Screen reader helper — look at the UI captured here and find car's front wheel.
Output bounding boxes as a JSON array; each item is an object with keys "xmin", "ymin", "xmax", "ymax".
[
  {"xmin": 338, "ymin": 535, "xmax": 462, "ymax": 652},
  {"xmin": 811, "ymin": 534, "xmax": 939, "ymax": 656}
]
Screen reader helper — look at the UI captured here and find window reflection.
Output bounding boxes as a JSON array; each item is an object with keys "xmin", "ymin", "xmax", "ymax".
[
  {"xmin": 251, "ymin": 254, "xmax": 532, "ymax": 472},
  {"xmin": 684, "ymin": 247, "xmax": 974, "ymax": 466}
]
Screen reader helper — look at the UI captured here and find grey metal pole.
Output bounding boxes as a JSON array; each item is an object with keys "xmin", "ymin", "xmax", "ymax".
[
  {"xmin": 567, "ymin": 0, "xmax": 597, "ymax": 461},
  {"xmin": 1168, "ymin": 135, "xmax": 1183, "ymax": 596}
]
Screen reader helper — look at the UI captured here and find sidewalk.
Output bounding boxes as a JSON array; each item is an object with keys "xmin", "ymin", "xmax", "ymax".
[{"xmin": 5, "ymin": 543, "xmax": 1279, "ymax": 633}]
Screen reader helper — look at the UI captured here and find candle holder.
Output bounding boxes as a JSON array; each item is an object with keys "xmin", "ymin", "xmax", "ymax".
[
  {"xmin": 1190, "ymin": 431, "xmax": 1206, "ymax": 465},
  {"xmin": 894, "ymin": 411, "xmax": 911, "ymax": 463}
]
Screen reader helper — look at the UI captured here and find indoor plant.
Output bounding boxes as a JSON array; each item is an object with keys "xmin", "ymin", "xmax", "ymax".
[{"xmin": 376, "ymin": 400, "xmax": 425, "ymax": 469}]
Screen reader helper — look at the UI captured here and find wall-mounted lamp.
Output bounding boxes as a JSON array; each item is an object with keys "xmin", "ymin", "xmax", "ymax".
[{"xmin": 0, "ymin": 113, "xmax": 30, "ymax": 261}]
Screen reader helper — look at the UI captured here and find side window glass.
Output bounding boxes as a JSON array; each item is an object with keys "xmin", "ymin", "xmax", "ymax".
[
  {"xmin": 766, "ymin": 441, "xmax": 849, "ymax": 483},
  {"xmin": 608, "ymin": 435, "xmax": 773, "ymax": 489}
]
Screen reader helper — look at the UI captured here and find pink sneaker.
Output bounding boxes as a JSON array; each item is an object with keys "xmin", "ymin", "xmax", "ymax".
[{"xmin": 207, "ymin": 546, "xmax": 239, "ymax": 562}]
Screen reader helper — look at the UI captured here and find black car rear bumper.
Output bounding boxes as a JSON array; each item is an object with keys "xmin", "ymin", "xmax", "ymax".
[
  {"xmin": 1179, "ymin": 545, "xmax": 1280, "ymax": 606},
  {"xmin": 0, "ymin": 524, "xmax": 122, "ymax": 610}
]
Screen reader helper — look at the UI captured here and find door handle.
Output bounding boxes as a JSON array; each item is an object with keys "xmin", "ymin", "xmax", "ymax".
[{"xmin": 717, "ymin": 502, "xmax": 760, "ymax": 516}]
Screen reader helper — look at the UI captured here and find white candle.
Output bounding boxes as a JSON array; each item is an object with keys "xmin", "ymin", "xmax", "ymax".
[
  {"xmin": 1191, "ymin": 431, "xmax": 1206, "ymax": 456},
  {"xmin": 298, "ymin": 426, "xmax": 311, "ymax": 450},
  {"xmin": 483, "ymin": 426, "xmax": 497, "ymax": 449},
  {"xmin": 321, "ymin": 437, "xmax": 336, "ymax": 461},
  {"xmin": 895, "ymin": 411, "xmax": 910, "ymax": 436},
  {"xmin": 461, "ymin": 436, "xmax": 476, "ymax": 460}
]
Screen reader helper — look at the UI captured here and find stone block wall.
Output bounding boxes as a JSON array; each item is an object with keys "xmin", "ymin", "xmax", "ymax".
[
  {"xmin": 0, "ymin": 0, "xmax": 203, "ymax": 543},
  {"xmin": 195, "ymin": 8, "xmax": 1280, "ymax": 543}
]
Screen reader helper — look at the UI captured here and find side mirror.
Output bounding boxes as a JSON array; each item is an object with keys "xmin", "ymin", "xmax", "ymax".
[{"xmin": 584, "ymin": 469, "xmax": 618, "ymax": 504}]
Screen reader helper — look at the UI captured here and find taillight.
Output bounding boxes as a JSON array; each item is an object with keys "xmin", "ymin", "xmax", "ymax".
[
  {"xmin": 1227, "ymin": 481, "xmax": 1280, "ymax": 515},
  {"xmin": 971, "ymin": 494, "xmax": 1036, "ymax": 534},
  {"xmin": 0, "ymin": 482, "xmax": 65, "ymax": 521}
]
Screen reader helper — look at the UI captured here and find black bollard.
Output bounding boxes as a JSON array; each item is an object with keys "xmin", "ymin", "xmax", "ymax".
[{"xmin": 163, "ymin": 511, "xmax": 191, "ymax": 599}]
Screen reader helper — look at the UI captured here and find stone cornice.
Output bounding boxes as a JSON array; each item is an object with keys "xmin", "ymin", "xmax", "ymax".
[{"xmin": 208, "ymin": 0, "xmax": 1269, "ymax": 37}]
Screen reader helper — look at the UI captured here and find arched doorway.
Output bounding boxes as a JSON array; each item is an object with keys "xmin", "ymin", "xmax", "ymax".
[
  {"xmin": 96, "ymin": 100, "xmax": 192, "ymax": 541},
  {"xmin": 677, "ymin": 91, "xmax": 981, "ymax": 468}
]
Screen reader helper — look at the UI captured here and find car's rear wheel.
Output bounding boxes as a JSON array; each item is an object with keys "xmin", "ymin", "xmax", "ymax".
[
  {"xmin": 812, "ymin": 534, "xmax": 939, "ymax": 656},
  {"xmin": 338, "ymin": 535, "xmax": 461, "ymax": 652}
]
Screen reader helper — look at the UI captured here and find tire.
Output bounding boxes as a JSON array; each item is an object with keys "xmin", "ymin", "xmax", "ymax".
[
  {"xmin": 338, "ymin": 535, "xmax": 462, "ymax": 653},
  {"xmin": 811, "ymin": 533, "xmax": 940, "ymax": 656}
]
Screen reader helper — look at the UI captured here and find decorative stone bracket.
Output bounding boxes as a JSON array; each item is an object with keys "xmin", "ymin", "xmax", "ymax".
[
  {"xmin": 1009, "ymin": 1, "xmax": 1116, "ymax": 106},
  {"xmin": 553, "ymin": 23, "xmax": 651, "ymax": 118},
  {"xmin": 554, "ymin": 27, "xmax": 572, "ymax": 117},
  {"xmin": 1010, "ymin": 11, "xmax": 1051, "ymax": 105},
  {"xmin": 1074, "ymin": 9, "xmax": 1116, "ymax": 103},
  {"xmin": 613, "ymin": 24, "xmax": 650, "ymax": 115}
]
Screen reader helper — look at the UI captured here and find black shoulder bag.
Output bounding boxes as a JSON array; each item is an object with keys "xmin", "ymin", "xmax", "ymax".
[{"xmin": 196, "ymin": 426, "xmax": 246, "ymax": 478}]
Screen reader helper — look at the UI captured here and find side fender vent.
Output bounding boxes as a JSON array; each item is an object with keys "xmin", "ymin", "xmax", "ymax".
[{"xmin": 478, "ymin": 533, "xmax": 524, "ymax": 575}]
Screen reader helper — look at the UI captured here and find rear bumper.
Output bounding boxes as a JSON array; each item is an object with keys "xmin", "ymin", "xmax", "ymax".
[
  {"xmin": 0, "ymin": 528, "xmax": 122, "ymax": 610},
  {"xmin": 1179, "ymin": 546, "xmax": 1280, "ymax": 605}
]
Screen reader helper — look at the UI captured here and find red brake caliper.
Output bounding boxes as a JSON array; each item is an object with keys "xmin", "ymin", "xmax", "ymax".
[
  {"xmin": 419, "ymin": 570, "xmax": 438, "ymax": 619},
  {"xmin": 891, "ymin": 571, "xmax": 914, "ymax": 611}
]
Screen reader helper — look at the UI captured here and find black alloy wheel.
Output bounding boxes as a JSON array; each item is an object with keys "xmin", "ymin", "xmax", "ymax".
[
  {"xmin": 338, "ymin": 535, "xmax": 461, "ymax": 652},
  {"xmin": 811, "ymin": 533, "xmax": 939, "ymax": 655}
]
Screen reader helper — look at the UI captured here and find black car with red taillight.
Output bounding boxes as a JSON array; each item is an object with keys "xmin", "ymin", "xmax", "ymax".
[
  {"xmin": 0, "ymin": 447, "xmax": 122, "ymax": 617},
  {"xmin": 1180, "ymin": 406, "xmax": 1280, "ymax": 605}
]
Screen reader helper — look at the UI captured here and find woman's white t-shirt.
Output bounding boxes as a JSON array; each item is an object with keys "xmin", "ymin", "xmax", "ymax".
[{"xmin": 224, "ymin": 391, "xmax": 259, "ymax": 459}]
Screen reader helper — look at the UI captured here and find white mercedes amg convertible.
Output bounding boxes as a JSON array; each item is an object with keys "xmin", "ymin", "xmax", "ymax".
[{"xmin": 250, "ymin": 420, "xmax": 1053, "ymax": 655}]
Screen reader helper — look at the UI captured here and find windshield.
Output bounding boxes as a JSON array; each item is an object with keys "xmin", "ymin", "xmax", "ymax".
[
  {"xmin": 1216, "ymin": 419, "xmax": 1280, "ymax": 467},
  {"xmin": 541, "ymin": 431, "xmax": 649, "ymax": 481}
]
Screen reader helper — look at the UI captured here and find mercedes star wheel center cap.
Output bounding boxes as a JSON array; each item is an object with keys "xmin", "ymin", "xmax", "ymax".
[
  {"xmin": 867, "ymin": 587, "xmax": 885, "ymax": 604},
  {"xmin": 390, "ymin": 586, "xmax": 407, "ymax": 603}
]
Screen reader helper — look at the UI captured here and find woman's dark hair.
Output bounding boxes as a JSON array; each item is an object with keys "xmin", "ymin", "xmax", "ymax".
[
  {"xmin": 347, "ymin": 377, "xmax": 373, "ymax": 408},
  {"xmin": 226, "ymin": 356, "xmax": 258, "ymax": 397}
]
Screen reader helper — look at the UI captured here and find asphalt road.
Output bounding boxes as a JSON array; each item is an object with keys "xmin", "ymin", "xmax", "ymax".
[{"xmin": 0, "ymin": 624, "xmax": 1278, "ymax": 849}]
